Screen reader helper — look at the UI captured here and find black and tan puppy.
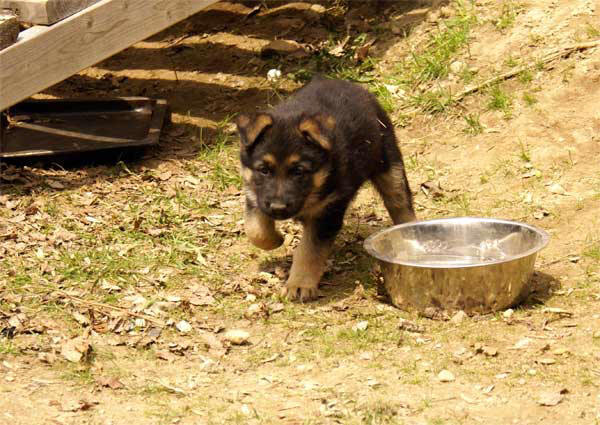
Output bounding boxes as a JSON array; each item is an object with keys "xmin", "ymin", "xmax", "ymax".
[{"xmin": 236, "ymin": 76, "xmax": 415, "ymax": 301}]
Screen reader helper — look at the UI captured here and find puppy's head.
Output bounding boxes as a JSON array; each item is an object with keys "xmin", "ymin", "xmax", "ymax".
[{"xmin": 236, "ymin": 112, "xmax": 334, "ymax": 220}]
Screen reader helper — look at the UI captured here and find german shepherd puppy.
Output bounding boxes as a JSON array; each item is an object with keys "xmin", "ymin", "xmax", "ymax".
[{"xmin": 236, "ymin": 76, "xmax": 415, "ymax": 301}]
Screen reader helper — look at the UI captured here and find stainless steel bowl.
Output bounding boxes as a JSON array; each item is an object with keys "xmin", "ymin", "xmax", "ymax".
[{"xmin": 364, "ymin": 217, "xmax": 550, "ymax": 314}]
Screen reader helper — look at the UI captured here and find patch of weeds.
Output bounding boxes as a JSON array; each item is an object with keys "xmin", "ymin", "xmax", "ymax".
[
  {"xmin": 0, "ymin": 340, "xmax": 19, "ymax": 355},
  {"xmin": 369, "ymin": 83, "xmax": 395, "ymax": 113},
  {"xmin": 494, "ymin": 2, "xmax": 523, "ymax": 30},
  {"xmin": 399, "ymin": 6, "xmax": 476, "ymax": 84},
  {"xmin": 459, "ymin": 67, "xmax": 477, "ymax": 84},
  {"xmin": 518, "ymin": 69, "xmax": 533, "ymax": 84},
  {"xmin": 196, "ymin": 116, "xmax": 241, "ymax": 191},
  {"xmin": 517, "ymin": 141, "xmax": 531, "ymax": 162},
  {"xmin": 504, "ymin": 56, "xmax": 520, "ymax": 68},
  {"xmin": 463, "ymin": 113, "xmax": 484, "ymax": 135},
  {"xmin": 61, "ymin": 365, "xmax": 95, "ymax": 386},
  {"xmin": 361, "ymin": 401, "xmax": 401, "ymax": 425},
  {"xmin": 586, "ymin": 24, "xmax": 600, "ymax": 38},
  {"xmin": 583, "ymin": 241, "xmax": 600, "ymax": 262},
  {"xmin": 487, "ymin": 84, "xmax": 513, "ymax": 117},
  {"xmin": 449, "ymin": 193, "xmax": 472, "ymax": 215},
  {"xmin": 409, "ymin": 88, "xmax": 454, "ymax": 113},
  {"xmin": 523, "ymin": 92, "xmax": 537, "ymax": 106}
]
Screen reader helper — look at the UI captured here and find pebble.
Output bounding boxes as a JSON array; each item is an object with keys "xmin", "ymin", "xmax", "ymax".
[
  {"xmin": 503, "ymin": 308, "xmax": 514, "ymax": 318},
  {"xmin": 438, "ymin": 370, "xmax": 455, "ymax": 382},
  {"xmin": 224, "ymin": 329, "xmax": 250, "ymax": 345},
  {"xmin": 451, "ymin": 310, "xmax": 467, "ymax": 324},
  {"xmin": 175, "ymin": 320, "xmax": 192, "ymax": 333}
]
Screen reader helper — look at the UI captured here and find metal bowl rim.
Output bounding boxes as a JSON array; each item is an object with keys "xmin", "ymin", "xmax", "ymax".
[{"xmin": 363, "ymin": 216, "xmax": 550, "ymax": 269}]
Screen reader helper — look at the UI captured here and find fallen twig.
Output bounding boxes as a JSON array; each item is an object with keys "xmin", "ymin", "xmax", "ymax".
[
  {"xmin": 398, "ymin": 39, "xmax": 600, "ymax": 115},
  {"xmin": 453, "ymin": 39, "xmax": 600, "ymax": 102},
  {"xmin": 54, "ymin": 289, "xmax": 166, "ymax": 327}
]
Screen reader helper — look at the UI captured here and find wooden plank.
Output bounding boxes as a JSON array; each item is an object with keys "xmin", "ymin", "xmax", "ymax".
[
  {"xmin": 0, "ymin": 0, "xmax": 219, "ymax": 111},
  {"xmin": 0, "ymin": 0, "xmax": 101, "ymax": 25}
]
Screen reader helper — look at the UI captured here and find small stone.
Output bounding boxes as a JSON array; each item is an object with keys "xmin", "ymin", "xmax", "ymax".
[
  {"xmin": 261, "ymin": 40, "xmax": 306, "ymax": 58},
  {"xmin": 224, "ymin": 329, "xmax": 250, "ymax": 345},
  {"xmin": 483, "ymin": 346, "xmax": 498, "ymax": 357},
  {"xmin": 175, "ymin": 320, "xmax": 192, "ymax": 333},
  {"xmin": 548, "ymin": 183, "xmax": 567, "ymax": 195},
  {"xmin": 449, "ymin": 61, "xmax": 466, "ymax": 74},
  {"xmin": 527, "ymin": 369, "xmax": 537, "ymax": 376},
  {"xmin": 266, "ymin": 69, "xmax": 282, "ymax": 82},
  {"xmin": 352, "ymin": 321, "xmax": 369, "ymax": 332},
  {"xmin": 360, "ymin": 351, "xmax": 373, "ymax": 360},
  {"xmin": 537, "ymin": 392, "xmax": 563, "ymax": 406},
  {"xmin": 593, "ymin": 331, "xmax": 600, "ymax": 339},
  {"xmin": 438, "ymin": 370, "xmax": 455, "ymax": 382},
  {"xmin": 450, "ymin": 310, "xmax": 467, "ymax": 324},
  {"xmin": 538, "ymin": 357, "xmax": 556, "ymax": 365},
  {"xmin": 503, "ymin": 309, "xmax": 514, "ymax": 318}
]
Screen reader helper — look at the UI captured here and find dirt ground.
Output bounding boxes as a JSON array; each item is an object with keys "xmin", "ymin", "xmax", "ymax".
[{"xmin": 1, "ymin": 1, "xmax": 600, "ymax": 424}]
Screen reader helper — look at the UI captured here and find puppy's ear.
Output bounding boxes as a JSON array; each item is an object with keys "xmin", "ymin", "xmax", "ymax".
[
  {"xmin": 236, "ymin": 113, "xmax": 273, "ymax": 149},
  {"xmin": 298, "ymin": 114, "xmax": 335, "ymax": 151}
]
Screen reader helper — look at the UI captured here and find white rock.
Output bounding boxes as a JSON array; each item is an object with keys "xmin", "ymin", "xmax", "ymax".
[
  {"xmin": 503, "ymin": 309, "xmax": 514, "ymax": 318},
  {"xmin": 176, "ymin": 320, "xmax": 192, "ymax": 333},
  {"xmin": 267, "ymin": 68, "xmax": 282, "ymax": 82},
  {"xmin": 451, "ymin": 310, "xmax": 467, "ymax": 324},
  {"xmin": 352, "ymin": 321, "xmax": 369, "ymax": 332},
  {"xmin": 438, "ymin": 370, "xmax": 455, "ymax": 382},
  {"xmin": 450, "ymin": 61, "xmax": 466, "ymax": 74},
  {"xmin": 224, "ymin": 329, "xmax": 250, "ymax": 345}
]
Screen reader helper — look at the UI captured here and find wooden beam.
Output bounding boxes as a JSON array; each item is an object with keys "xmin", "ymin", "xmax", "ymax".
[
  {"xmin": 0, "ymin": 0, "xmax": 220, "ymax": 111},
  {"xmin": 0, "ymin": 0, "xmax": 101, "ymax": 25}
]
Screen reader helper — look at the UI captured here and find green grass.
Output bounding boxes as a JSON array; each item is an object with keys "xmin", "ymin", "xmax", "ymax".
[
  {"xmin": 463, "ymin": 113, "xmax": 484, "ymax": 135},
  {"xmin": 487, "ymin": 84, "xmax": 513, "ymax": 117},
  {"xmin": 494, "ymin": 2, "xmax": 522, "ymax": 30},
  {"xmin": 583, "ymin": 241, "xmax": 600, "ymax": 262},
  {"xmin": 397, "ymin": 6, "xmax": 476, "ymax": 84},
  {"xmin": 523, "ymin": 91, "xmax": 537, "ymax": 106},
  {"xmin": 518, "ymin": 69, "xmax": 534, "ymax": 84}
]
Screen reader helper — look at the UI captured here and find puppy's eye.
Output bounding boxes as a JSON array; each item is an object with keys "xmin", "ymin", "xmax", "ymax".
[
  {"xmin": 256, "ymin": 166, "xmax": 271, "ymax": 176},
  {"xmin": 290, "ymin": 166, "xmax": 307, "ymax": 176}
]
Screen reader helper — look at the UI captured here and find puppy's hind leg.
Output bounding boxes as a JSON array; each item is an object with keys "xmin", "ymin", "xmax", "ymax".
[
  {"xmin": 371, "ymin": 115, "xmax": 416, "ymax": 224},
  {"xmin": 372, "ymin": 161, "xmax": 416, "ymax": 225}
]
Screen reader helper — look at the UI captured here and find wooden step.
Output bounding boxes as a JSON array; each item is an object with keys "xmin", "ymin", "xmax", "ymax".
[
  {"xmin": 0, "ymin": 0, "xmax": 219, "ymax": 111},
  {"xmin": 0, "ymin": 0, "xmax": 101, "ymax": 25}
]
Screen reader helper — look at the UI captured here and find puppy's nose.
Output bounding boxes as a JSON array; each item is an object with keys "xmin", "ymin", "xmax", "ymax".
[{"xmin": 269, "ymin": 201, "xmax": 288, "ymax": 212}]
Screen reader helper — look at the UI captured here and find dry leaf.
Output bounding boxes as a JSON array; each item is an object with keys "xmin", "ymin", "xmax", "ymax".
[
  {"xmin": 96, "ymin": 376, "xmax": 125, "ymax": 389},
  {"xmin": 46, "ymin": 180, "xmax": 65, "ymax": 189},
  {"xmin": 537, "ymin": 391, "xmax": 563, "ymax": 406},
  {"xmin": 60, "ymin": 336, "xmax": 91, "ymax": 363}
]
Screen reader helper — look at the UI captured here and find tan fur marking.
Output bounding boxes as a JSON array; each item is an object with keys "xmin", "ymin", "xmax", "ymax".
[
  {"xmin": 285, "ymin": 153, "xmax": 301, "ymax": 166},
  {"xmin": 245, "ymin": 206, "xmax": 283, "ymax": 250},
  {"xmin": 323, "ymin": 115, "xmax": 336, "ymax": 130},
  {"xmin": 240, "ymin": 113, "xmax": 272, "ymax": 147},
  {"xmin": 372, "ymin": 163, "xmax": 416, "ymax": 224},
  {"xmin": 300, "ymin": 192, "xmax": 338, "ymax": 219},
  {"xmin": 298, "ymin": 118, "xmax": 331, "ymax": 151},
  {"xmin": 240, "ymin": 165, "xmax": 253, "ymax": 184},
  {"xmin": 262, "ymin": 153, "xmax": 277, "ymax": 166},
  {"xmin": 312, "ymin": 168, "xmax": 329, "ymax": 189}
]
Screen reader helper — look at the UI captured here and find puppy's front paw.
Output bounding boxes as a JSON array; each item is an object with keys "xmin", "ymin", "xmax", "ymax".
[
  {"xmin": 248, "ymin": 231, "xmax": 284, "ymax": 251},
  {"xmin": 280, "ymin": 283, "xmax": 319, "ymax": 302}
]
